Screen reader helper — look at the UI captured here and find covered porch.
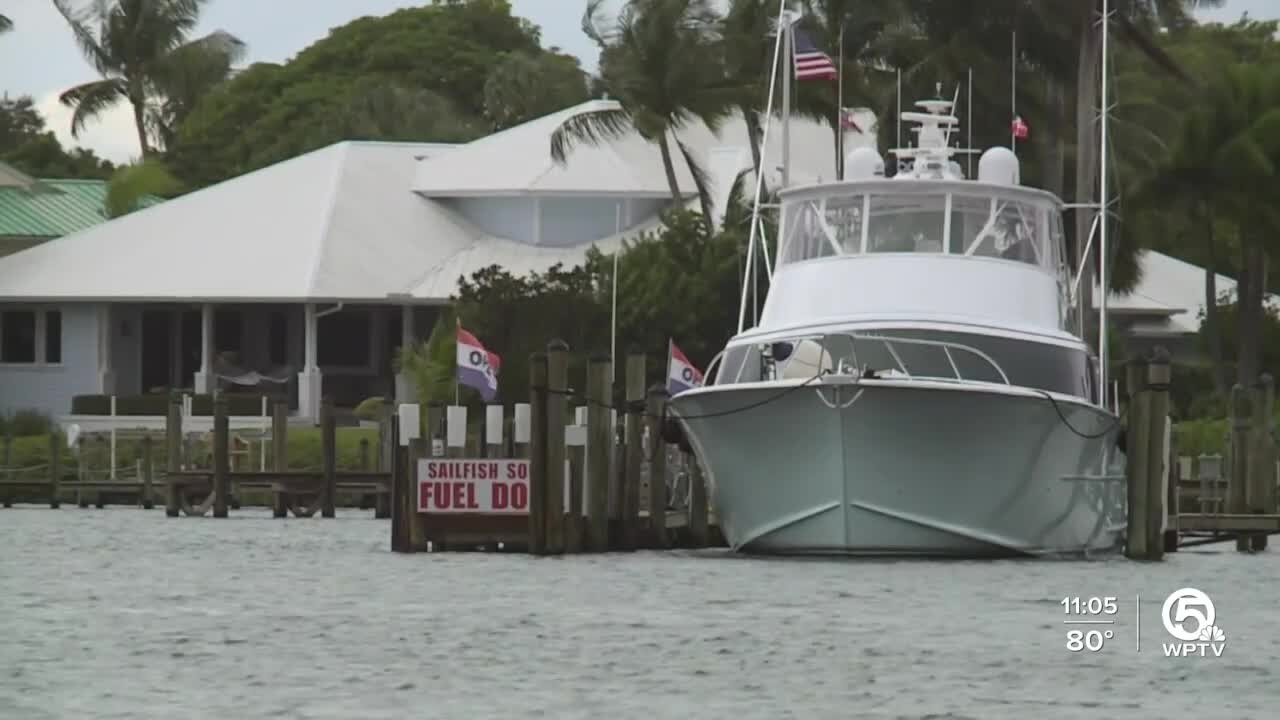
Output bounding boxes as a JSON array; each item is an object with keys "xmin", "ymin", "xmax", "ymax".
[{"xmin": 99, "ymin": 301, "xmax": 441, "ymax": 420}]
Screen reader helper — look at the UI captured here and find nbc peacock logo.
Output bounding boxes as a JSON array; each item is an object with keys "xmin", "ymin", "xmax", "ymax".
[{"xmin": 1160, "ymin": 587, "xmax": 1226, "ymax": 657}]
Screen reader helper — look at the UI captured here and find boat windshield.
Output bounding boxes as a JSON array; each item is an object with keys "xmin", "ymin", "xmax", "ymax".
[{"xmin": 778, "ymin": 189, "xmax": 1061, "ymax": 271}]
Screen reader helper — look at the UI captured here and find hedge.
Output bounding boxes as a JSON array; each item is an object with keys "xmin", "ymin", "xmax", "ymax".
[{"xmin": 71, "ymin": 393, "xmax": 282, "ymax": 417}]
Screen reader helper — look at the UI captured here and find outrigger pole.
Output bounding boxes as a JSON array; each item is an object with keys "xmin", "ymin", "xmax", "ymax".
[
  {"xmin": 1098, "ymin": 0, "xmax": 1113, "ymax": 407},
  {"xmin": 737, "ymin": 0, "xmax": 788, "ymax": 334}
]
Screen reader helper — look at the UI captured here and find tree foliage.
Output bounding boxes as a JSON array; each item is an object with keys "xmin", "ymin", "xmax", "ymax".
[
  {"xmin": 167, "ymin": 0, "xmax": 588, "ymax": 189},
  {"xmin": 0, "ymin": 97, "xmax": 114, "ymax": 179}
]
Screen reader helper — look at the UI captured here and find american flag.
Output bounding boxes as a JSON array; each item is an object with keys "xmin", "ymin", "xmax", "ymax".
[{"xmin": 792, "ymin": 26, "xmax": 837, "ymax": 81}]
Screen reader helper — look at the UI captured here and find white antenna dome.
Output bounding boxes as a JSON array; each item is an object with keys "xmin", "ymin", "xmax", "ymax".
[
  {"xmin": 978, "ymin": 147, "xmax": 1020, "ymax": 185},
  {"xmin": 844, "ymin": 147, "xmax": 885, "ymax": 179},
  {"xmin": 779, "ymin": 339, "xmax": 832, "ymax": 379}
]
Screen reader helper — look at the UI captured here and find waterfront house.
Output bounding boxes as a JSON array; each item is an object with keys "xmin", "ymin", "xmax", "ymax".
[{"xmin": 0, "ymin": 99, "xmax": 868, "ymax": 423}]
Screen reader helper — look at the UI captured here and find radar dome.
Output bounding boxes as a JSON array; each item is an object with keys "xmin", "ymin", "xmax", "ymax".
[
  {"xmin": 978, "ymin": 147, "xmax": 1020, "ymax": 185},
  {"xmin": 779, "ymin": 339, "xmax": 832, "ymax": 380},
  {"xmin": 844, "ymin": 147, "xmax": 885, "ymax": 179}
]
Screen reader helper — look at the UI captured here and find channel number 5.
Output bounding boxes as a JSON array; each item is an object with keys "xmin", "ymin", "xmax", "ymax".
[{"xmin": 1164, "ymin": 589, "xmax": 1214, "ymax": 641}]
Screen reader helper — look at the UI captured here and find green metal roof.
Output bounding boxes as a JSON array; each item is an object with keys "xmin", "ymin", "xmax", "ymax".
[{"xmin": 0, "ymin": 177, "xmax": 160, "ymax": 239}]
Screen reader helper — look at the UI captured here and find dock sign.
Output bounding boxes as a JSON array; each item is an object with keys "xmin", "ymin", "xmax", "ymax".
[{"xmin": 417, "ymin": 459, "xmax": 529, "ymax": 514}]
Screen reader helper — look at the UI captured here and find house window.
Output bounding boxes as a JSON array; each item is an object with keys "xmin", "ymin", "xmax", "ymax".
[
  {"xmin": 0, "ymin": 310, "xmax": 36, "ymax": 363},
  {"xmin": 44, "ymin": 310, "xmax": 61, "ymax": 363}
]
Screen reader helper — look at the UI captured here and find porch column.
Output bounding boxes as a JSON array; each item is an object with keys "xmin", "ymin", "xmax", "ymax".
[
  {"xmin": 297, "ymin": 303, "xmax": 322, "ymax": 421},
  {"xmin": 169, "ymin": 309, "xmax": 182, "ymax": 387},
  {"xmin": 394, "ymin": 305, "xmax": 417, "ymax": 403},
  {"xmin": 97, "ymin": 303, "xmax": 116, "ymax": 394},
  {"xmin": 192, "ymin": 303, "xmax": 214, "ymax": 394}
]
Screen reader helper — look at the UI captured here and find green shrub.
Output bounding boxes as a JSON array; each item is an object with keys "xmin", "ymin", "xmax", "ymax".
[
  {"xmin": 0, "ymin": 410, "xmax": 53, "ymax": 437},
  {"xmin": 71, "ymin": 393, "xmax": 281, "ymax": 416},
  {"xmin": 353, "ymin": 396, "xmax": 387, "ymax": 421}
]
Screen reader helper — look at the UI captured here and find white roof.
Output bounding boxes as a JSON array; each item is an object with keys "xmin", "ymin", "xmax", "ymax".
[
  {"xmin": 412, "ymin": 99, "xmax": 872, "ymax": 200},
  {"xmin": 0, "ymin": 141, "xmax": 661, "ymax": 303},
  {"xmin": 1094, "ymin": 249, "xmax": 1279, "ymax": 335},
  {"xmin": 0, "ymin": 100, "xmax": 876, "ymax": 304}
]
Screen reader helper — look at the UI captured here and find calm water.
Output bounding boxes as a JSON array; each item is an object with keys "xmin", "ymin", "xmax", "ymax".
[{"xmin": 1, "ymin": 509, "xmax": 1277, "ymax": 719}]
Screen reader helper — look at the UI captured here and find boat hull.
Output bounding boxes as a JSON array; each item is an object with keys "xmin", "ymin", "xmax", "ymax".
[{"xmin": 669, "ymin": 380, "xmax": 1124, "ymax": 557}]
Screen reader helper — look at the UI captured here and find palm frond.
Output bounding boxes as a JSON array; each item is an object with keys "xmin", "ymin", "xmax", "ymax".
[
  {"xmin": 58, "ymin": 78, "xmax": 127, "ymax": 138},
  {"xmin": 51, "ymin": 0, "xmax": 114, "ymax": 75},
  {"xmin": 0, "ymin": 14, "xmax": 12, "ymax": 33},
  {"xmin": 549, "ymin": 106, "xmax": 634, "ymax": 164}
]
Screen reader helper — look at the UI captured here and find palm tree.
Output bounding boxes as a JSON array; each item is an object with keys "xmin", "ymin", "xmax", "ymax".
[
  {"xmin": 0, "ymin": 15, "xmax": 12, "ymax": 33},
  {"xmin": 52, "ymin": 0, "xmax": 245, "ymax": 157},
  {"xmin": 550, "ymin": 0, "xmax": 736, "ymax": 221}
]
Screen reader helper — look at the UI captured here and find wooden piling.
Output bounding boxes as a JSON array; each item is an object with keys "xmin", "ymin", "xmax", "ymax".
[
  {"xmin": 390, "ymin": 413, "xmax": 409, "ymax": 552},
  {"xmin": 586, "ymin": 355, "xmax": 612, "ymax": 551},
  {"xmin": 622, "ymin": 352, "xmax": 646, "ymax": 550},
  {"xmin": 76, "ymin": 437, "xmax": 88, "ymax": 508},
  {"xmin": 272, "ymin": 400, "xmax": 289, "ymax": 518},
  {"xmin": 528, "ymin": 352, "xmax": 549, "ymax": 555},
  {"xmin": 321, "ymin": 396, "xmax": 337, "ymax": 518},
  {"xmin": 1, "ymin": 431, "xmax": 11, "ymax": 508},
  {"xmin": 544, "ymin": 340, "xmax": 569, "ymax": 555},
  {"xmin": 49, "ymin": 431, "xmax": 61, "ymax": 509},
  {"xmin": 688, "ymin": 452, "xmax": 709, "ymax": 547},
  {"xmin": 375, "ymin": 399, "xmax": 393, "ymax": 519},
  {"xmin": 407, "ymin": 437, "xmax": 426, "ymax": 550},
  {"xmin": 1228, "ymin": 383, "xmax": 1251, "ymax": 551},
  {"xmin": 212, "ymin": 393, "xmax": 230, "ymax": 518},
  {"xmin": 1142, "ymin": 349, "xmax": 1170, "ymax": 561},
  {"xmin": 427, "ymin": 403, "xmax": 445, "ymax": 458},
  {"xmin": 566, "ymin": 439, "xmax": 585, "ymax": 553},
  {"xmin": 1247, "ymin": 374, "xmax": 1275, "ymax": 551},
  {"xmin": 646, "ymin": 384, "xmax": 670, "ymax": 549},
  {"xmin": 165, "ymin": 391, "xmax": 182, "ymax": 517},
  {"xmin": 140, "ymin": 436, "xmax": 154, "ymax": 509},
  {"xmin": 1124, "ymin": 355, "xmax": 1152, "ymax": 560}
]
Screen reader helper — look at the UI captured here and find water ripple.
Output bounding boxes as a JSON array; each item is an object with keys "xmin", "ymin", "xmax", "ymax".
[{"xmin": 0, "ymin": 507, "xmax": 1277, "ymax": 719}]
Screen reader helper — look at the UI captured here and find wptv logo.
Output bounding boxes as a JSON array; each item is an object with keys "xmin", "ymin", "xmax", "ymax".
[{"xmin": 1160, "ymin": 587, "xmax": 1226, "ymax": 657}]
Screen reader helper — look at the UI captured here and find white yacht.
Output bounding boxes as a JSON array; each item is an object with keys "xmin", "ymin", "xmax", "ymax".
[{"xmin": 666, "ymin": 18, "xmax": 1125, "ymax": 556}]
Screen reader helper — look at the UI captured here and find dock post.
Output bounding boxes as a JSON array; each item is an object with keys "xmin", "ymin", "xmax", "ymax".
[
  {"xmin": 426, "ymin": 403, "xmax": 445, "ymax": 459},
  {"xmin": 544, "ymin": 340, "xmax": 569, "ymax": 555},
  {"xmin": 1124, "ymin": 355, "xmax": 1152, "ymax": 560},
  {"xmin": 1228, "ymin": 383, "xmax": 1252, "ymax": 551},
  {"xmin": 272, "ymin": 399, "xmax": 289, "ymax": 518},
  {"xmin": 1, "ymin": 430, "xmax": 11, "ymax": 508},
  {"xmin": 407, "ymin": 436, "xmax": 426, "ymax": 550},
  {"xmin": 389, "ymin": 409, "xmax": 409, "ymax": 552},
  {"xmin": 586, "ymin": 355, "xmax": 612, "ymax": 551},
  {"xmin": 141, "ymin": 436, "xmax": 154, "ymax": 509},
  {"xmin": 621, "ymin": 352, "xmax": 646, "ymax": 550},
  {"xmin": 528, "ymin": 352, "xmax": 549, "ymax": 555},
  {"xmin": 212, "ymin": 392, "xmax": 229, "ymax": 518},
  {"xmin": 76, "ymin": 437, "xmax": 87, "ymax": 508},
  {"xmin": 1143, "ymin": 349, "xmax": 1170, "ymax": 560},
  {"xmin": 1247, "ymin": 374, "xmax": 1275, "ymax": 550},
  {"xmin": 645, "ymin": 384, "xmax": 670, "ymax": 549},
  {"xmin": 49, "ymin": 431, "xmax": 61, "ymax": 509},
  {"xmin": 375, "ymin": 399, "xmax": 393, "ymax": 519},
  {"xmin": 321, "ymin": 396, "xmax": 336, "ymax": 518},
  {"xmin": 166, "ymin": 391, "xmax": 182, "ymax": 517},
  {"xmin": 688, "ymin": 452, "xmax": 709, "ymax": 548}
]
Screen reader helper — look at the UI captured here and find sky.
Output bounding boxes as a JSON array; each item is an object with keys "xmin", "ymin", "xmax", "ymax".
[{"xmin": 0, "ymin": 0, "xmax": 1274, "ymax": 165}]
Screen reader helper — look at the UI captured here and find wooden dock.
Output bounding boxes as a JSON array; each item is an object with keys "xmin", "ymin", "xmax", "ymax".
[
  {"xmin": 389, "ymin": 345, "xmax": 726, "ymax": 554},
  {"xmin": 1126, "ymin": 351, "xmax": 1280, "ymax": 557}
]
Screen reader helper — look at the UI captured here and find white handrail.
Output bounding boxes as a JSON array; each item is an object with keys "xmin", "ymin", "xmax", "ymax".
[{"xmin": 821, "ymin": 331, "xmax": 1012, "ymax": 385}]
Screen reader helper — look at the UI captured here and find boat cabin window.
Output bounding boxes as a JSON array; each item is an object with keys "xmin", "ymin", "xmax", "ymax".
[{"xmin": 778, "ymin": 189, "xmax": 1060, "ymax": 272}]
